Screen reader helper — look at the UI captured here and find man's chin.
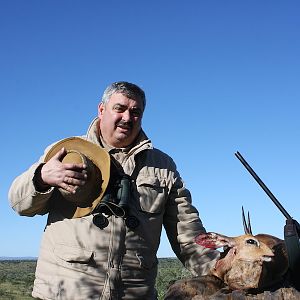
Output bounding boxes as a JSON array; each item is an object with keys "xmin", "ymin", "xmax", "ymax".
[
  {"xmin": 114, "ymin": 134, "xmax": 133, "ymax": 147},
  {"xmin": 117, "ymin": 127, "xmax": 131, "ymax": 135},
  {"xmin": 113, "ymin": 129, "xmax": 139, "ymax": 147}
]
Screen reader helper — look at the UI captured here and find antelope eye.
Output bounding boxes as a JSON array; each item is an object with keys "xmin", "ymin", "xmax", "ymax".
[{"xmin": 246, "ymin": 238, "xmax": 258, "ymax": 246}]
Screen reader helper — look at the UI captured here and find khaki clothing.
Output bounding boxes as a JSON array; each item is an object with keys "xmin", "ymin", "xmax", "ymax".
[{"xmin": 9, "ymin": 118, "xmax": 218, "ymax": 300}]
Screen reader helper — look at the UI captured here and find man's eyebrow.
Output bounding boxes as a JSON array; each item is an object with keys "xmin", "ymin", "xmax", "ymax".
[
  {"xmin": 113, "ymin": 103, "xmax": 142, "ymax": 110},
  {"xmin": 113, "ymin": 103, "xmax": 127, "ymax": 108}
]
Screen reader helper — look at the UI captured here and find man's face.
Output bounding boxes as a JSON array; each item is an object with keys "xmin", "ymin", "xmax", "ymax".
[{"xmin": 98, "ymin": 93, "xmax": 144, "ymax": 148}]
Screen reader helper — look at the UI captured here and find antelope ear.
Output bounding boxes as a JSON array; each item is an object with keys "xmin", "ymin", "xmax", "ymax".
[{"xmin": 195, "ymin": 232, "xmax": 234, "ymax": 249}]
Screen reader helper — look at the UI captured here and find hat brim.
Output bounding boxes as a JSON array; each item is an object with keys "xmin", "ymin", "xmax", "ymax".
[{"xmin": 44, "ymin": 137, "xmax": 110, "ymax": 218}]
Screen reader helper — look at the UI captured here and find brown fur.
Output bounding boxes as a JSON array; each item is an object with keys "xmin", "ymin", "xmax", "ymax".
[{"xmin": 195, "ymin": 232, "xmax": 288, "ymax": 291}]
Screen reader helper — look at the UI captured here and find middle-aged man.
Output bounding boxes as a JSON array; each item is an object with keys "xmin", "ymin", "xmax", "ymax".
[{"xmin": 9, "ymin": 81, "xmax": 219, "ymax": 300}]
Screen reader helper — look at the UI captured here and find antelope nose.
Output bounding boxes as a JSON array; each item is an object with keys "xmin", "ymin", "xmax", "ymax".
[
  {"xmin": 262, "ymin": 248, "xmax": 274, "ymax": 261},
  {"xmin": 263, "ymin": 256, "xmax": 273, "ymax": 262}
]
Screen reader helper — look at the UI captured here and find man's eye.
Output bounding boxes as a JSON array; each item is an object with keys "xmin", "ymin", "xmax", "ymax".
[
  {"xmin": 113, "ymin": 105, "xmax": 124, "ymax": 112},
  {"xmin": 131, "ymin": 109, "xmax": 142, "ymax": 117}
]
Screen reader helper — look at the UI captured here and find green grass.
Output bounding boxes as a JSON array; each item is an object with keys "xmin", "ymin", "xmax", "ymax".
[
  {"xmin": 0, "ymin": 260, "xmax": 36, "ymax": 300},
  {"xmin": 0, "ymin": 258, "xmax": 189, "ymax": 300},
  {"xmin": 156, "ymin": 258, "xmax": 192, "ymax": 299}
]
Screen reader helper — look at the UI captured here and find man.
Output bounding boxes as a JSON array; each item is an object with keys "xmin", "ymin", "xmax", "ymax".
[{"xmin": 9, "ymin": 82, "xmax": 219, "ymax": 300}]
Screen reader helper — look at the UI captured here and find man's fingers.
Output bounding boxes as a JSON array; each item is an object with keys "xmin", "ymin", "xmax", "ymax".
[
  {"xmin": 50, "ymin": 149, "xmax": 87, "ymax": 171},
  {"xmin": 53, "ymin": 147, "xmax": 68, "ymax": 161},
  {"xmin": 43, "ymin": 149, "xmax": 88, "ymax": 189},
  {"xmin": 60, "ymin": 182, "xmax": 78, "ymax": 194},
  {"xmin": 63, "ymin": 163, "xmax": 87, "ymax": 171},
  {"xmin": 64, "ymin": 176, "xmax": 86, "ymax": 186},
  {"xmin": 65, "ymin": 169, "xmax": 88, "ymax": 180}
]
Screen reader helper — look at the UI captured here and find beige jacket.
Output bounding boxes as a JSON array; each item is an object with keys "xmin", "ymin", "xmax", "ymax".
[{"xmin": 9, "ymin": 118, "xmax": 218, "ymax": 300}]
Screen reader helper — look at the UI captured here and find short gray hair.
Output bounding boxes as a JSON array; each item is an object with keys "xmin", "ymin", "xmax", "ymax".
[{"xmin": 101, "ymin": 81, "xmax": 146, "ymax": 110}]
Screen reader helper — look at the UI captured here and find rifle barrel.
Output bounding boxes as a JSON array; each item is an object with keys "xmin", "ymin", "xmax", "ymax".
[{"xmin": 235, "ymin": 151, "xmax": 292, "ymax": 220}]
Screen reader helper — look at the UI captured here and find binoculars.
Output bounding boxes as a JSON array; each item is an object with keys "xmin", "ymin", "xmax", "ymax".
[{"xmin": 93, "ymin": 174, "xmax": 139, "ymax": 230}]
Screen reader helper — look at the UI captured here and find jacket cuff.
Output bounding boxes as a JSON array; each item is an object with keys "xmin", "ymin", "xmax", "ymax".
[{"xmin": 33, "ymin": 163, "xmax": 52, "ymax": 193}]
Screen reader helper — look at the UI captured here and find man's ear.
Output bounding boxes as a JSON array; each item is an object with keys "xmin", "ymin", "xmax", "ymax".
[{"xmin": 98, "ymin": 103, "xmax": 105, "ymax": 118}]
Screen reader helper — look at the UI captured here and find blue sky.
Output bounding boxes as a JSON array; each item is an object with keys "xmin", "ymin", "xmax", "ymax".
[{"xmin": 1, "ymin": 1, "xmax": 300, "ymax": 258}]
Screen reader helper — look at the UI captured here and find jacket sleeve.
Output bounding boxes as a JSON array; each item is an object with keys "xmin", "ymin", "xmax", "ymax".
[
  {"xmin": 8, "ymin": 153, "xmax": 54, "ymax": 217},
  {"xmin": 163, "ymin": 169, "xmax": 220, "ymax": 276}
]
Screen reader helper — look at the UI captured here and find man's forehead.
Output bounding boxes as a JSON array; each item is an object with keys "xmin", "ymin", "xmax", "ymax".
[{"xmin": 109, "ymin": 92, "xmax": 143, "ymax": 108}]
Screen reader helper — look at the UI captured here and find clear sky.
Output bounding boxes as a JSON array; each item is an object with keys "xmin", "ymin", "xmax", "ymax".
[{"xmin": 1, "ymin": 1, "xmax": 300, "ymax": 258}]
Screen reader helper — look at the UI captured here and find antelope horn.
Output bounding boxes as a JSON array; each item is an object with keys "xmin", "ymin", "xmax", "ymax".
[{"xmin": 242, "ymin": 206, "xmax": 253, "ymax": 235}]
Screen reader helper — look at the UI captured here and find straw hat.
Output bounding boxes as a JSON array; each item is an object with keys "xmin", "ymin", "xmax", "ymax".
[{"xmin": 44, "ymin": 137, "xmax": 110, "ymax": 218}]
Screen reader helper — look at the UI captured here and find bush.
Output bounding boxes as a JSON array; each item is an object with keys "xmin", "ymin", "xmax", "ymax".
[{"xmin": 156, "ymin": 258, "xmax": 192, "ymax": 299}]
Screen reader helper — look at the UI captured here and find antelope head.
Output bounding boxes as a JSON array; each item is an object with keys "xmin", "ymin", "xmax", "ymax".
[{"xmin": 195, "ymin": 208, "xmax": 288, "ymax": 291}]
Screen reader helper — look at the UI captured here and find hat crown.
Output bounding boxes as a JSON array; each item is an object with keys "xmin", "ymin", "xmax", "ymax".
[{"xmin": 62, "ymin": 150, "xmax": 86, "ymax": 165}]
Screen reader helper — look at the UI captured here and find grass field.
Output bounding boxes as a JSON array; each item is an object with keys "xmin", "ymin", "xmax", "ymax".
[
  {"xmin": 0, "ymin": 260, "xmax": 36, "ymax": 300},
  {"xmin": 0, "ymin": 258, "xmax": 191, "ymax": 300}
]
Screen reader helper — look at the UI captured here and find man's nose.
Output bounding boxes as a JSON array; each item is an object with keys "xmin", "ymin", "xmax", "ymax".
[{"xmin": 122, "ymin": 110, "xmax": 131, "ymax": 121}]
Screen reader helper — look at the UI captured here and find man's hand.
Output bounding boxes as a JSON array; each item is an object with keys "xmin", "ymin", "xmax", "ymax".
[{"xmin": 40, "ymin": 147, "xmax": 88, "ymax": 194}]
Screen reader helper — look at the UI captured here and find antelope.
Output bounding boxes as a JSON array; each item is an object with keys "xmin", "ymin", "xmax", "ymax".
[
  {"xmin": 195, "ymin": 208, "xmax": 288, "ymax": 291},
  {"xmin": 164, "ymin": 209, "xmax": 290, "ymax": 299}
]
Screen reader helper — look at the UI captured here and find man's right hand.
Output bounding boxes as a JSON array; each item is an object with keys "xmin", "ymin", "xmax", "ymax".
[{"xmin": 40, "ymin": 147, "xmax": 88, "ymax": 194}]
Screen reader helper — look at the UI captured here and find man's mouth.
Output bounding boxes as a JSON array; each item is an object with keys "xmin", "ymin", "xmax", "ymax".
[
  {"xmin": 118, "ymin": 125, "xmax": 131, "ymax": 130},
  {"xmin": 117, "ymin": 121, "xmax": 133, "ymax": 131}
]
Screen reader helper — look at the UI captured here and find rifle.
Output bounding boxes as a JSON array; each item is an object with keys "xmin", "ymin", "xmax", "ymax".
[{"xmin": 235, "ymin": 151, "xmax": 300, "ymax": 288}]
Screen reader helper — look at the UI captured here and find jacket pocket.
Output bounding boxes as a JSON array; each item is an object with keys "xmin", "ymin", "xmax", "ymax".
[
  {"xmin": 54, "ymin": 244, "xmax": 94, "ymax": 271},
  {"xmin": 136, "ymin": 175, "xmax": 167, "ymax": 214}
]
